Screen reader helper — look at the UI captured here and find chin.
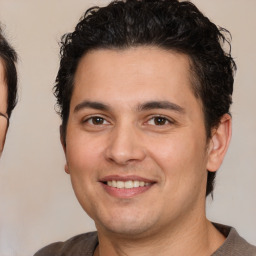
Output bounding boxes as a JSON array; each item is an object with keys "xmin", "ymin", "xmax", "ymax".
[
  {"xmin": 95, "ymin": 212, "xmax": 159, "ymax": 238},
  {"xmin": 100, "ymin": 223, "xmax": 152, "ymax": 237}
]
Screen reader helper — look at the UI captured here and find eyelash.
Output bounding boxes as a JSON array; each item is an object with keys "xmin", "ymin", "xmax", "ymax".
[
  {"xmin": 146, "ymin": 115, "xmax": 174, "ymax": 126},
  {"xmin": 83, "ymin": 116, "xmax": 110, "ymax": 126},
  {"xmin": 82, "ymin": 115, "xmax": 174, "ymax": 127}
]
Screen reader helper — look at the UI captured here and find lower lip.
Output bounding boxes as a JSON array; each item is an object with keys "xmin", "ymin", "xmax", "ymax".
[{"xmin": 101, "ymin": 183, "xmax": 153, "ymax": 198}]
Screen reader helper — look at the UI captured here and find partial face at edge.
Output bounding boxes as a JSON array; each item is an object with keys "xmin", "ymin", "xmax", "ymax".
[
  {"xmin": 63, "ymin": 47, "xmax": 228, "ymax": 238},
  {"xmin": 0, "ymin": 60, "xmax": 8, "ymax": 155}
]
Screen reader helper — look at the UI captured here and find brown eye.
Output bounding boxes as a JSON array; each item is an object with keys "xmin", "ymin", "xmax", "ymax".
[
  {"xmin": 83, "ymin": 116, "xmax": 109, "ymax": 126},
  {"xmin": 91, "ymin": 117, "xmax": 105, "ymax": 125},
  {"xmin": 82, "ymin": 115, "xmax": 111, "ymax": 130},
  {"xmin": 153, "ymin": 117, "xmax": 168, "ymax": 125},
  {"xmin": 147, "ymin": 116, "xmax": 172, "ymax": 126}
]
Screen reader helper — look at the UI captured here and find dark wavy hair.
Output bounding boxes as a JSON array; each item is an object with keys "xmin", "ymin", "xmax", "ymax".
[
  {"xmin": 0, "ymin": 26, "xmax": 18, "ymax": 118},
  {"xmin": 54, "ymin": 0, "xmax": 236, "ymax": 196}
]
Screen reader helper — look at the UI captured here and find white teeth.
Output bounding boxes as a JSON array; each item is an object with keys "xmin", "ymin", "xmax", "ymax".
[
  {"xmin": 125, "ymin": 180, "xmax": 133, "ymax": 189},
  {"xmin": 139, "ymin": 181, "xmax": 145, "ymax": 186},
  {"xmin": 134, "ymin": 181, "xmax": 140, "ymax": 188},
  {"xmin": 106, "ymin": 180, "xmax": 151, "ymax": 188},
  {"xmin": 116, "ymin": 181, "xmax": 125, "ymax": 188},
  {"xmin": 112, "ymin": 180, "xmax": 117, "ymax": 187}
]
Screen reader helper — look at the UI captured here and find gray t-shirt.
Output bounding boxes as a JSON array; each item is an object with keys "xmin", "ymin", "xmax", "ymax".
[{"xmin": 34, "ymin": 223, "xmax": 256, "ymax": 256}]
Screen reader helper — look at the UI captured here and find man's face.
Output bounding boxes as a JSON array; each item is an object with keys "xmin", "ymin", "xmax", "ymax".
[
  {"xmin": 64, "ymin": 47, "xmax": 214, "ymax": 238},
  {"xmin": 0, "ymin": 60, "xmax": 8, "ymax": 155}
]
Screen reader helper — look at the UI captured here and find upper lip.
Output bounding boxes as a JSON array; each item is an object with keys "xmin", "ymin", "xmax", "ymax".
[{"xmin": 100, "ymin": 175, "xmax": 156, "ymax": 183}]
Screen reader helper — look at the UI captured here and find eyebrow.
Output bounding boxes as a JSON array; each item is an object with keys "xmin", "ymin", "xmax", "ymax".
[
  {"xmin": 74, "ymin": 100, "xmax": 185, "ymax": 114},
  {"xmin": 74, "ymin": 101, "xmax": 110, "ymax": 113},
  {"xmin": 137, "ymin": 101, "xmax": 185, "ymax": 114}
]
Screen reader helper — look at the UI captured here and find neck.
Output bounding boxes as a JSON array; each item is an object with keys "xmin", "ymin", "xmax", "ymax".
[{"xmin": 94, "ymin": 216, "xmax": 225, "ymax": 256}]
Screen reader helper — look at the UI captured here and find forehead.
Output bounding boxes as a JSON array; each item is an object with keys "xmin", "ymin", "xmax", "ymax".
[
  {"xmin": 72, "ymin": 47, "xmax": 196, "ymax": 105},
  {"xmin": 75, "ymin": 46, "xmax": 191, "ymax": 80}
]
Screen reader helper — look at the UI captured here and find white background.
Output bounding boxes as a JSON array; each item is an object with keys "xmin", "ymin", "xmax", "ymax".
[{"xmin": 0, "ymin": 0, "xmax": 255, "ymax": 255}]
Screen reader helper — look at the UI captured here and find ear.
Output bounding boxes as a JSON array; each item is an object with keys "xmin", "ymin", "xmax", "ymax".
[
  {"xmin": 206, "ymin": 114, "xmax": 232, "ymax": 172},
  {"xmin": 0, "ymin": 125, "xmax": 8, "ymax": 156},
  {"xmin": 60, "ymin": 125, "xmax": 70, "ymax": 174},
  {"xmin": 64, "ymin": 164, "xmax": 70, "ymax": 174}
]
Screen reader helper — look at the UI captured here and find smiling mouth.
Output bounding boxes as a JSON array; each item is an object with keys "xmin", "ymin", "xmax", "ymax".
[
  {"xmin": 100, "ymin": 176, "xmax": 156, "ymax": 198},
  {"xmin": 104, "ymin": 180, "xmax": 152, "ymax": 189}
]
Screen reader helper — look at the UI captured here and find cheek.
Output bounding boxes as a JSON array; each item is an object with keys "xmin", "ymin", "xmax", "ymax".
[
  {"xmin": 65, "ymin": 133, "xmax": 103, "ymax": 212},
  {"xmin": 147, "ymin": 132, "xmax": 208, "ymax": 185},
  {"xmin": 66, "ymin": 128, "xmax": 102, "ymax": 164},
  {"xmin": 148, "ymin": 134, "xmax": 208, "ymax": 212},
  {"xmin": 148, "ymin": 132, "xmax": 201, "ymax": 164}
]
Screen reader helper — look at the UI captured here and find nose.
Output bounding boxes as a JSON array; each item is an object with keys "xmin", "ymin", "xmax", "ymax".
[{"xmin": 105, "ymin": 123, "xmax": 146, "ymax": 165}]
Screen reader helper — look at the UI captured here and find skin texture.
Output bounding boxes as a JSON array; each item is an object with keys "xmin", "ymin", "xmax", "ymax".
[
  {"xmin": 63, "ymin": 47, "xmax": 232, "ymax": 256},
  {"xmin": 0, "ymin": 60, "xmax": 8, "ymax": 155}
]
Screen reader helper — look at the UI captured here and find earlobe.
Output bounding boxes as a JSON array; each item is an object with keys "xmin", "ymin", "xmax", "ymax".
[
  {"xmin": 0, "ymin": 127, "xmax": 8, "ymax": 155},
  {"xmin": 64, "ymin": 164, "xmax": 70, "ymax": 174},
  {"xmin": 206, "ymin": 114, "xmax": 232, "ymax": 172},
  {"xmin": 60, "ymin": 125, "xmax": 70, "ymax": 174}
]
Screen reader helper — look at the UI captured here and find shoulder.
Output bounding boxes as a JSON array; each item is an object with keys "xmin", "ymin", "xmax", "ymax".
[
  {"xmin": 213, "ymin": 223, "xmax": 256, "ymax": 256},
  {"xmin": 34, "ymin": 231, "xmax": 98, "ymax": 256}
]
